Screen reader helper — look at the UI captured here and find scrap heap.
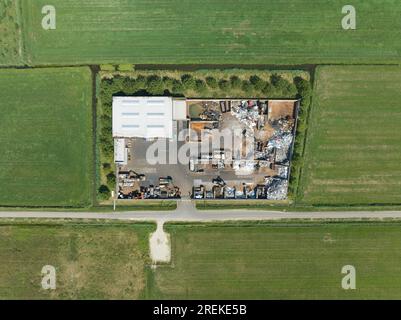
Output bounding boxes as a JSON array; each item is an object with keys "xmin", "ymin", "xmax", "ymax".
[
  {"xmin": 231, "ymin": 100, "xmax": 261, "ymax": 136},
  {"xmin": 268, "ymin": 118, "xmax": 295, "ymax": 163},
  {"xmin": 265, "ymin": 177, "xmax": 289, "ymax": 200}
]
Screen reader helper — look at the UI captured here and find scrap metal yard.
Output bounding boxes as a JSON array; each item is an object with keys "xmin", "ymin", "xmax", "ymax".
[{"xmin": 113, "ymin": 98, "xmax": 299, "ymax": 201}]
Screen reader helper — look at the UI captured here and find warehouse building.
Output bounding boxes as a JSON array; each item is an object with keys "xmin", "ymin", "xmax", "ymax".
[{"xmin": 112, "ymin": 96, "xmax": 187, "ymax": 139}]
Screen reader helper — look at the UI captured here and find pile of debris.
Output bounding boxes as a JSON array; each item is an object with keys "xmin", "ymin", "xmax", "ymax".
[
  {"xmin": 267, "ymin": 132, "xmax": 293, "ymax": 162},
  {"xmin": 265, "ymin": 177, "xmax": 289, "ymax": 200},
  {"xmin": 200, "ymin": 108, "xmax": 221, "ymax": 121},
  {"xmin": 231, "ymin": 100, "xmax": 261, "ymax": 135}
]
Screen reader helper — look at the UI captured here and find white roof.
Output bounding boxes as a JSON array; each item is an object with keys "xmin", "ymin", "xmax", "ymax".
[
  {"xmin": 114, "ymin": 138, "xmax": 127, "ymax": 165},
  {"xmin": 173, "ymin": 99, "xmax": 187, "ymax": 120},
  {"xmin": 113, "ymin": 96, "xmax": 173, "ymax": 139}
]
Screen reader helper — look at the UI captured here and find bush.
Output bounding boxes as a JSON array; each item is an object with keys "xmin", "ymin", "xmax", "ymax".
[
  {"xmin": 100, "ymin": 64, "xmax": 116, "ymax": 71},
  {"xmin": 261, "ymin": 82, "xmax": 274, "ymax": 96},
  {"xmin": 112, "ymin": 75, "xmax": 125, "ymax": 91},
  {"xmin": 181, "ymin": 74, "xmax": 196, "ymax": 90},
  {"xmin": 101, "ymin": 125, "xmax": 112, "ymax": 137},
  {"xmin": 294, "ymin": 76, "xmax": 312, "ymax": 106},
  {"xmin": 249, "ymin": 75, "xmax": 266, "ymax": 91},
  {"xmin": 283, "ymin": 82, "xmax": 298, "ymax": 97},
  {"xmin": 98, "ymin": 185, "xmax": 111, "ymax": 200},
  {"xmin": 122, "ymin": 77, "xmax": 137, "ymax": 93},
  {"xmin": 101, "ymin": 102, "xmax": 112, "ymax": 117},
  {"xmin": 135, "ymin": 75, "xmax": 147, "ymax": 89},
  {"xmin": 218, "ymin": 79, "xmax": 231, "ymax": 91},
  {"xmin": 206, "ymin": 76, "xmax": 218, "ymax": 89},
  {"xmin": 146, "ymin": 75, "xmax": 164, "ymax": 95},
  {"xmin": 270, "ymin": 74, "xmax": 289, "ymax": 90},
  {"xmin": 171, "ymin": 79, "xmax": 184, "ymax": 94},
  {"xmin": 230, "ymin": 76, "xmax": 242, "ymax": 89},
  {"xmin": 100, "ymin": 136, "xmax": 113, "ymax": 158},
  {"xmin": 241, "ymin": 80, "xmax": 253, "ymax": 93},
  {"xmin": 103, "ymin": 163, "xmax": 111, "ymax": 170},
  {"xmin": 117, "ymin": 64, "xmax": 134, "ymax": 72},
  {"xmin": 162, "ymin": 76, "xmax": 175, "ymax": 88},
  {"xmin": 195, "ymin": 79, "xmax": 207, "ymax": 93},
  {"xmin": 106, "ymin": 172, "xmax": 116, "ymax": 187}
]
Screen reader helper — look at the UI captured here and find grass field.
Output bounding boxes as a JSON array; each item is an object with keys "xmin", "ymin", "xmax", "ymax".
[
  {"xmin": 20, "ymin": 0, "xmax": 401, "ymax": 65},
  {"xmin": 0, "ymin": 0, "xmax": 23, "ymax": 65},
  {"xmin": 0, "ymin": 68, "xmax": 93, "ymax": 207},
  {"xmin": 150, "ymin": 222, "xmax": 401, "ymax": 299},
  {"xmin": 4, "ymin": 221, "xmax": 401, "ymax": 299},
  {"xmin": 0, "ymin": 222, "xmax": 153, "ymax": 299},
  {"xmin": 299, "ymin": 66, "xmax": 401, "ymax": 206}
]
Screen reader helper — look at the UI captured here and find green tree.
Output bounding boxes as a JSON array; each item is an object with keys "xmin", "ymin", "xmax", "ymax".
[
  {"xmin": 294, "ymin": 76, "xmax": 312, "ymax": 106},
  {"xmin": 206, "ymin": 76, "xmax": 218, "ymax": 89},
  {"xmin": 172, "ymin": 79, "xmax": 184, "ymax": 94},
  {"xmin": 107, "ymin": 172, "xmax": 116, "ymax": 187},
  {"xmin": 241, "ymin": 80, "xmax": 253, "ymax": 94},
  {"xmin": 162, "ymin": 76, "xmax": 175, "ymax": 89},
  {"xmin": 195, "ymin": 79, "xmax": 207, "ymax": 93},
  {"xmin": 98, "ymin": 185, "xmax": 111, "ymax": 200},
  {"xmin": 249, "ymin": 75, "xmax": 266, "ymax": 91},
  {"xmin": 261, "ymin": 82, "xmax": 274, "ymax": 96},
  {"xmin": 230, "ymin": 76, "xmax": 242, "ymax": 89},
  {"xmin": 146, "ymin": 75, "xmax": 164, "ymax": 95},
  {"xmin": 135, "ymin": 75, "xmax": 147, "ymax": 89},
  {"xmin": 122, "ymin": 77, "xmax": 137, "ymax": 94},
  {"xmin": 270, "ymin": 74, "xmax": 288, "ymax": 89},
  {"xmin": 218, "ymin": 79, "xmax": 231, "ymax": 91},
  {"xmin": 181, "ymin": 74, "xmax": 196, "ymax": 90}
]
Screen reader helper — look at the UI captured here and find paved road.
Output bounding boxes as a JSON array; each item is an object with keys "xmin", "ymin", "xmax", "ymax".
[{"xmin": 1, "ymin": 201, "xmax": 401, "ymax": 222}]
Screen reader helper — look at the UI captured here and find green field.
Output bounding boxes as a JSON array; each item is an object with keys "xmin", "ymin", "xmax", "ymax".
[
  {"xmin": 5, "ymin": 221, "xmax": 401, "ymax": 299},
  {"xmin": 151, "ymin": 222, "xmax": 401, "ymax": 299},
  {"xmin": 0, "ymin": 0, "xmax": 23, "ymax": 65},
  {"xmin": 299, "ymin": 66, "xmax": 401, "ymax": 205},
  {"xmin": 0, "ymin": 222, "xmax": 153, "ymax": 299},
  {"xmin": 0, "ymin": 68, "xmax": 93, "ymax": 207},
  {"xmin": 20, "ymin": 0, "xmax": 401, "ymax": 65}
]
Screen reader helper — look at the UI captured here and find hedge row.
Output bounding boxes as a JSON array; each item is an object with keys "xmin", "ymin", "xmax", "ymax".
[{"xmin": 287, "ymin": 77, "xmax": 312, "ymax": 200}]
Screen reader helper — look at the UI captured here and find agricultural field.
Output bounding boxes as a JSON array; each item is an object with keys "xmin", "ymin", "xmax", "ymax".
[
  {"xmin": 299, "ymin": 66, "xmax": 401, "ymax": 206},
  {"xmin": 20, "ymin": 0, "xmax": 401, "ymax": 66},
  {"xmin": 150, "ymin": 222, "xmax": 401, "ymax": 299},
  {"xmin": 0, "ymin": 0, "xmax": 23, "ymax": 65},
  {"xmin": 0, "ymin": 68, "xmax": 93, "ymax": 207},
  {"xmin": 0, "ymin": 222, "xmax": 153, "ymax": 299}
]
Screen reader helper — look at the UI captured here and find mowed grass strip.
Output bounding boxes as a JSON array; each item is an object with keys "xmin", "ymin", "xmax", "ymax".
[
  {"xmin": 0, "ymin": 68, "xmax": 93, "ymax": 207},
  {"xmin": 152, "ymin": 223, "xmax": 401, "ymax": 299},
  {"xmin": 21, "ymin": 0, "xmax": 401, "ymax": 65},
  {"xmin": 299, "ymin": 66, "xmax": 401, "ymax": 205},
  {"xmin": 0, "ymin": 223, "xmax": 153, "ymax": 299}
]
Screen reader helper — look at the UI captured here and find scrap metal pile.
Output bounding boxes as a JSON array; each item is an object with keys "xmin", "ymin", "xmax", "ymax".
[
  {"xmin": 231, "ymin": 100, "xmax": 261, "ymax": 137},
  {"xmin": 265, "ymin": 177, "xmax": 289, "ymax": 200},
  {"xmin": 267, "ymin": 118, "xmax": 295, "ymax": 163},
  {"xmin": 229, "ymin": 100, "xmax": 295, "ymax": 200}
]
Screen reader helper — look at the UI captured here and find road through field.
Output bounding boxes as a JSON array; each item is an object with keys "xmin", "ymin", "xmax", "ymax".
[{"xmin": 1, "ymin": 201, "xmax": 401, "ymax": 222}]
